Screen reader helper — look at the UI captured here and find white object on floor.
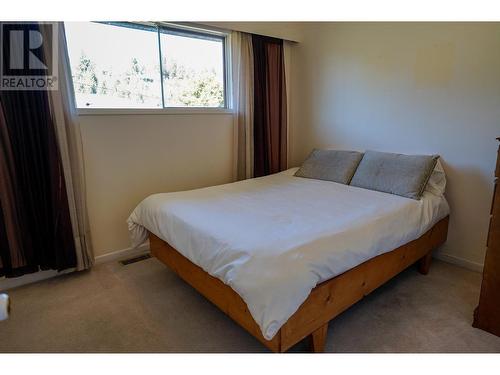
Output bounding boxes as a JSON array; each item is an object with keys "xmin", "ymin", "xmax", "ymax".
[
  {"xmin": 0, "ymin": 293, "xmax": 10, "ymax": 321},
  {"xmin": 128, "ymin": 168, "xmax": 449, "ymax": 340}
]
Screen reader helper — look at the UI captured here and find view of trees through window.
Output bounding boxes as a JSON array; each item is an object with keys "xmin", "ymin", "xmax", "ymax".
[{"xmin": 64, "ymin": 22, "xmax": 225, "ymax": 108}]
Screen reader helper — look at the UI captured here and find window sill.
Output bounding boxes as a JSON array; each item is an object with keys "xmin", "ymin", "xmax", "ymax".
[{"xmin": 76, "ymin": 108, "xmax": 234, "ymax": 116}]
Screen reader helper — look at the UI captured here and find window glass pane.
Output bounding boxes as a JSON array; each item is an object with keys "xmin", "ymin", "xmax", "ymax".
[
  {"xmin": 65, "ymin": 22, "xmax": 162, "ymax": 108},
  {"xmin": 160, "ymin": 31, "xmax": 225, "ymax": 107}
]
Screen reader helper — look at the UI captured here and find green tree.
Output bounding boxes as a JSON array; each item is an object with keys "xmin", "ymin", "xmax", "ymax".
[
  {"xmin": 123, "ymin": 58, "xmax": 155, "ymax": 103},
  {"xmin": 72, "ymin": 54, "xmax": 223, "ymax": 107},
  {"xmin": 74, "ymin": 53, "xmax": 98, "ymax": 94},
  {"xmin": 162, "ymin": 59, "xmax": 224, "ymax": 107}
]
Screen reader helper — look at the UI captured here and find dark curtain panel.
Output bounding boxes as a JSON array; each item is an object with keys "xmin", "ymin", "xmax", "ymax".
[
  {"xmin": 252, "ymin": 35, "xmax": 287, "ymax": 177},
  {"xmin": 0, "ymin": 23, "xmax": 76, "ymax": 277}
]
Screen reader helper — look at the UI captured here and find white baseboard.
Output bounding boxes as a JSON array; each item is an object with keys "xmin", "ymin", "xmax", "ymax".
[
  {"xmin": 0, "ymin": 243, "xmax": 150, "ymax": 291},
  {"xmin": 94, "ymin": 242, "xmax": 150, "ymax": 265},
  {"xmin": 0, "ymin": 267, "xmax": 76, "ymax": 291},
  {"xmin": 434, "ymin": 252, "xmax": 484, "ymax": 273}
]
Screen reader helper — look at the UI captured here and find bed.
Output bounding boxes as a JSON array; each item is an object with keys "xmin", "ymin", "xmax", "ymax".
[{"xmin": 128, "ymin": 167, "xmax": 450, "ymax": 352}]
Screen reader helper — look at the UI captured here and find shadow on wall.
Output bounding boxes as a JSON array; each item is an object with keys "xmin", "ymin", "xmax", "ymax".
[{"xmin": 434, "ymin": 160, "xmax": 492, "ymax": 269}]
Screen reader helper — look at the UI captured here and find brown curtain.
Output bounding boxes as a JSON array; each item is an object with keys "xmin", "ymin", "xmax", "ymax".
[
  {"xmin": 252, "ymin": 35, "xmax": 287, "ymax": 177},
  {"xmin": 0, "ymin": 23, "xmax": 77, "ymax": 277},
  {"xmin": 0, "ymin": 103, "xmax": 30, "ymax": 275}
]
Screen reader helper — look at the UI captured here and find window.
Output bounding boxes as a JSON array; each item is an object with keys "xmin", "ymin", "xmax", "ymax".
[{"xmin": 64, "ymin": 22, "xmax": 227, "ymax": 109}]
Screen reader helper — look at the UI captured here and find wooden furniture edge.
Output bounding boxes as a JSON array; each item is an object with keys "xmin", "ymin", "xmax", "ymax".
[
  {"xmin": 149, "ymin": 215, "xmax": 449, "ymax": 353},
  {"xmin": 473, "ymin": 137, "xmax": 500, "ymax": 336},
  {"xmin": 149, "ymin": 233, "xmax": 282, "ymax": 352},
  {"xmin": 279, "ymin": 215, "xmax": 449, "ymax": 351}
]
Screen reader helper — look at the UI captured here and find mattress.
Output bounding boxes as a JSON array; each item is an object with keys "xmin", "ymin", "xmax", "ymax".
[{"xmin": 127, "ymin": 167, "xmax": 449, "ymax": 340}]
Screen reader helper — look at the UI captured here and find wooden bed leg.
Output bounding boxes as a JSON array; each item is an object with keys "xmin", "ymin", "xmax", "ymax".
[
  {"xmin": 418, "ymin": 250, "xmax": 433, "ymax": 275},
  {"xmin": 309, "ymin": 323, "xmax": 329, "ymax": 353}
]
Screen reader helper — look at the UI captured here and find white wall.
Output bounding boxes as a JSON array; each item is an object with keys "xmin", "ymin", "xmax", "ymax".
[
  {"xmin": 290, "ymin": 23, "xmax": 500, "ymax": 270},
  {"xmin": 79, "ymin": 113, "xmax": 234, "ymax": 257}
]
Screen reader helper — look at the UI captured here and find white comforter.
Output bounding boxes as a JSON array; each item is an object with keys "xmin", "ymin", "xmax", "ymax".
[{"xmin": 127, "ymin": 168, "xmax": 449, "ymax": 340}]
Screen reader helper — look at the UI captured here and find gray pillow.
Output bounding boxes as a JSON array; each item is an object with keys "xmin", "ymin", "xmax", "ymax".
[
  {"xmin": 294, "ymin": 149, "xmax": 364, "ymax": 184},
  {"xmin": 350, "ymin": 150, "xmax": 439, "ymax": 200}
]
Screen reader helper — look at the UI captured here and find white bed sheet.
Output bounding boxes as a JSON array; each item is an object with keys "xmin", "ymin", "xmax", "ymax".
[{"xmin": 127, "ymin": 168, "xmax": 449, "ymax": 340}]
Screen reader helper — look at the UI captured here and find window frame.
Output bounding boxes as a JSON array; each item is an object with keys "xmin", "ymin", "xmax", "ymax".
[{"xmin": 67, "ymin": 21, "xmax": 232, "ymax": 115}]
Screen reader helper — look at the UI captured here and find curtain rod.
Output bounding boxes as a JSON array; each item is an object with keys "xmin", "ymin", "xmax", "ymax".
[{"xmin": 191, "ymin": 22, "xmax": 301, "ymax": 43}]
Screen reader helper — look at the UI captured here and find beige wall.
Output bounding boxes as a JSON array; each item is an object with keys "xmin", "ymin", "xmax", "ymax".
[
  {"xmin": 79, "ymin": 22, "xmax": 499, "ymax": 271},
  {"xmin": 290, "ymin": 22, "xmax": 500, "ymax": 269},
  {"xmin": 79, "ymin": 113, "xmax": 234, "ymax": 257}
]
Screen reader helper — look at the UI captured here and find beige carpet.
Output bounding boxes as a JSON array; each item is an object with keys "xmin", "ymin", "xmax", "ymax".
[{"xmin": 1, "ymin": 257, "xmax": 500, "ymax": 353}]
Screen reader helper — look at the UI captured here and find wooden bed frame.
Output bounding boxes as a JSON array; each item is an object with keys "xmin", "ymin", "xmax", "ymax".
[{"xmin": 149, "ymin": 215, "xmax": 449, "ymax": 353}]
